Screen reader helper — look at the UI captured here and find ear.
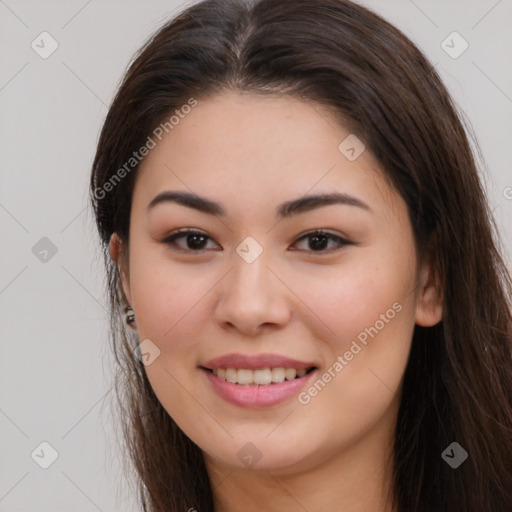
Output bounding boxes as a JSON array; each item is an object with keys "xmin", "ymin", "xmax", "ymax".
[
  {"xmin": 415, "ymin": 257, "xmax": 443, "ymax": 327},
  {"xmin": 109, "ymin": 233, "xmax": 132, "ymax": 306}
]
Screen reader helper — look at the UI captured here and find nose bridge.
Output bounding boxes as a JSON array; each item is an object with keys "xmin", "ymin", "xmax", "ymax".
[
  {"xmin": 214, "ymin": 243, "xmax": 290, "ymax": 332},
  {"xmin": 229, "ymin": 246, "xmax": 275, "ymax": 304}
]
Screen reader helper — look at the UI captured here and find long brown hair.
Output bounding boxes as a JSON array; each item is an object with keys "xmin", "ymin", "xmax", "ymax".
[{"xmin": 89, "ymin": 1, "xmax": 512, "ymax": 510}]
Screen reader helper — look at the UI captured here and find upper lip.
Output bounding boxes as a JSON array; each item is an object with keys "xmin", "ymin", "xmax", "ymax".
[{"xmin": 202, "ymin": 353, "xmax": 318, "ymax": 371}]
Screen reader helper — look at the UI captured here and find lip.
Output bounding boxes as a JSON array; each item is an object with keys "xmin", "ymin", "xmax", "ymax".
[
  {"xmin": 201, "ymin": 367, "xmax": 319, "ymax": 408},
  {"xmin": 202, "ymin": 352, "xmax": 317, "ymax": 371}
]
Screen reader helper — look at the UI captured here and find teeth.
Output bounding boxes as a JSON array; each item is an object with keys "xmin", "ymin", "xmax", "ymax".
[
  {"xmin": 271, "ymin": 367, "xmax": 286, "ymax": 383},
  {"xmin": 285, "ymin": 368, "xmax": 297, "ymax": 380},
  {"xmin": 254, "ymin": 368, "xmax": 272, "ymax": 385},
  {"xmin": 211, "ymin": 367, "xmax": 312, "ymax": 385},
  {"xmin": 225, "ymin": 368, "xmax": 237, "ymax": 383},
  {"xmin": 237, "ymin": 369, "xmax": 254, "ymax": 385}
]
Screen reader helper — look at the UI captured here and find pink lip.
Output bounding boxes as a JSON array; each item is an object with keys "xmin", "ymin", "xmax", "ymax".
[
  {"xmin": 202, "ymin": 352, "xmax": 317, "ymax": 371},
  {"xmin": 201, "ymin": 367, "xmax": 319, "ymax": 408}
]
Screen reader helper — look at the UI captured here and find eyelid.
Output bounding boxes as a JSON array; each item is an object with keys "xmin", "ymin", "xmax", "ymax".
[
  {"xmin": 161, "ymin": 228, "xmax": 218, "ymax": 251},
  {"xmin": 293, "ymin": 229, "xmax": 349, "ymax": 252},
  {"xmin": 296, "ymin": 228, "xmax": 346, "ymax": 240}
]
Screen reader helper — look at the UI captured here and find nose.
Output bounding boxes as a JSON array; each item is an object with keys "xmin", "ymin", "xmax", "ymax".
[{"xmin": 213, "ymin": 250, "xmax": 292, "ymax": 336}]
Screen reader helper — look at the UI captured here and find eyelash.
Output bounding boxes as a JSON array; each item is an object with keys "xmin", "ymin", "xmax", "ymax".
[{"xmin": 161, "ymin": 229, "xmax": 350, "ymax": 254}]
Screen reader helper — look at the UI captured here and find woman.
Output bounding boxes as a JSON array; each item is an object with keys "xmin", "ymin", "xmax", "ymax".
[{"xmin": 89, "ymin": 0, "xmax": 512, "ymax": 510}]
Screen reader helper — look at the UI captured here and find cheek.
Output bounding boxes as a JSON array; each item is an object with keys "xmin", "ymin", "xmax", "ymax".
[
  {"xmin": 129, "ymin": 249, "xmax": 218, "ymax": 356},
  {"xmin": 309, "ymin": 251, "xmax": 416, "ymax": 404},
  {"xmin": 130, "ymin": 261, "xmax": 211, "ymax": 413},
  {"xmin": 294, "ymin": 245, "xmax": 418, "ymax": 420},
  {"xmin": 293, "ymin": 248, "xmax": 416, "ymax": 347},
  {"xmin": 294, "ymin": 263, "xmax": 416, "ymax": 444}
]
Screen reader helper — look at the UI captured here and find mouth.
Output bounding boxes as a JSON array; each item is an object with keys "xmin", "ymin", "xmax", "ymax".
[
  {"xmin": 201, "ymin": 366, "xmax": 317, "ymax": 386},
  {"xmin": 200, "ymin": 364, "xmax": 319, "ymax": 408}
]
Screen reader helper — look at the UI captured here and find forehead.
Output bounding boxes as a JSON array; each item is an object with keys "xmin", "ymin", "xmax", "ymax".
[{"xmin": 133, "ymin": 91, "xmax": 399, "ymax": 219}]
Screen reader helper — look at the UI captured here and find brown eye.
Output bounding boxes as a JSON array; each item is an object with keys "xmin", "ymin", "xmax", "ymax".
[
  {"xmin": 292, "ymin": 230, "xmax": 349, "ymax": 253},
  {"xmin": 162, "ymin": 229, "xmax": 218, "ymax": 252}
]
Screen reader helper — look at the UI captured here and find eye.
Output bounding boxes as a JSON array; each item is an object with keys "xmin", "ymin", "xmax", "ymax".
[
  {"xmin": 162, "ymin": 229, "xmax": 219, "ymax": 252},
  {"xmin": 162, "ymin": 228, "xmax": 349, "ymax": 254},
  {"xmin": 291, "ymin": 230, "xmax": 349, "ymax": 253}
]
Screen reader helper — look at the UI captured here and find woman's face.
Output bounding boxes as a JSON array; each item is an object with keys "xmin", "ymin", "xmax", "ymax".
[{"xmin": 111, "ymin": 91, "xmax": 441, "ymax": 476}]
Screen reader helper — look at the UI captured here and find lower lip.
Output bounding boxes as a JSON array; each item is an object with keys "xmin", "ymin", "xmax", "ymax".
[{"xmin": 201, "ymin": 368, "xmax": 318, "ymax": 408}]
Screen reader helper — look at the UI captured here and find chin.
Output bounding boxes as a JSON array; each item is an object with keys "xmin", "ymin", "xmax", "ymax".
[{"xmin": 206, "ymin": 437, "xmax": 315, "ymax": 474}]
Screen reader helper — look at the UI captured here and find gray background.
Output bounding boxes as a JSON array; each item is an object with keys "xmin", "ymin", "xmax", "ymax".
[{"xmin": 1, "ymin": 0, "xmax": 511, "ymax": 510}]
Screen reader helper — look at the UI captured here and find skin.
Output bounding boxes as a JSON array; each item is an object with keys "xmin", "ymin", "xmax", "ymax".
[{"xmin": 109, "ymin": 91, "xmax": 443, "ymax": 512}]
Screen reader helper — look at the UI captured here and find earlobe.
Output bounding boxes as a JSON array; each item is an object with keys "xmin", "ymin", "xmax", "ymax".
[
  {"xmin": 109, "ymin": 233, "xmax": 132, "ymax": 306},
  {"xmin": 108, "ymin": 232, "xmax": 120, "ymax": 264},
  {"xmin": 414, "ymin": 262, "xmax": 443, "ymax": 327}
]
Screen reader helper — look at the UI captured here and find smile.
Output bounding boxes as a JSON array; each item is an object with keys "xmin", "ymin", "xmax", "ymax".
[
  {"xmin": 201, "ymin": 366, "xmax": 319, "ymax": 408},
  {"xmin": 209, "ymin": 367, "xmax": 316, "ymax": 385}
]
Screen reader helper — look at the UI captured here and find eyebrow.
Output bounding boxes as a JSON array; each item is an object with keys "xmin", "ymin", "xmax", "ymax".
[{"xmin": 147, "ymin": 190, "xmax": 370, "ymax": 219}]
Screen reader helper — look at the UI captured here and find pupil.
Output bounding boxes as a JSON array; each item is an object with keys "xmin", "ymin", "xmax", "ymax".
[
  {"xmin": 188, "ymin": 234, "xmax": 207, "ymax": 249},
  {"xmin": 310, "ymin": 234, "xmax": 328, "ymax": 250}
]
